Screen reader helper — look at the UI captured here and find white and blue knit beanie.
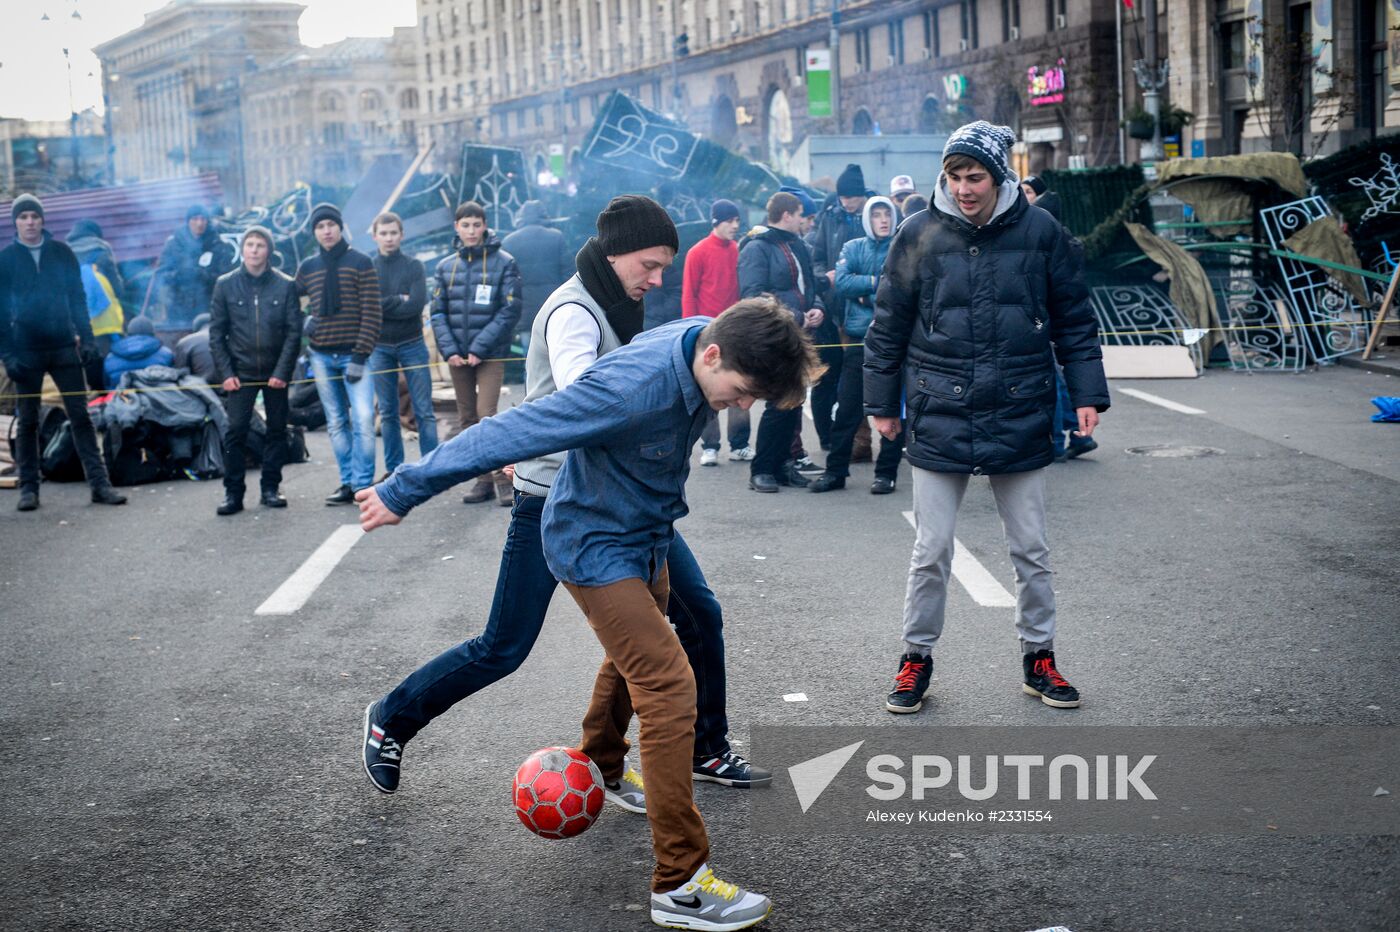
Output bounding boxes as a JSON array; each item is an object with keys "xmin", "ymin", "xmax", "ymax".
[{"xmin": 941, "ymin": 121, "xmax": 1018, "ymax": 186}]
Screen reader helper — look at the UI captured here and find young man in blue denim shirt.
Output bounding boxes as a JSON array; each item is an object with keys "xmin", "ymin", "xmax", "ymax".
[
  {"xmin": 358, "ymin": 296, "xmax": 821, "ymax": 931},
  {"xmin": 362, "ymin": 197, "xmax": 770, "ymax": 815}
]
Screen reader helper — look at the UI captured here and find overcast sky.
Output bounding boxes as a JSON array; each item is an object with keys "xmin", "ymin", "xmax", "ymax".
[{"xmin": 0, "ymin": 0, "xmax": 417, "ymax": 123}]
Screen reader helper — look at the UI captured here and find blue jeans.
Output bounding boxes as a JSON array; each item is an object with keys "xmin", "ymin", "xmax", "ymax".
[
  {"xmin": 379, "ymin": 492, "xmax": 732, "ymax": 758},
  {"xmin": 369, "ymin": 339, "xmax": 439, "ymax": 474},
  {"xmin": 1052, "ymin": 365, "xmax": 1077, "ymax": 454},
  {"xmin": 309, "ymin": 349, "xmax": 377, "ymax": 489}
]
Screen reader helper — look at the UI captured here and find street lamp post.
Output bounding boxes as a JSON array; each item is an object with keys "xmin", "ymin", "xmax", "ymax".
[
  {"xmin": 829, "ymin": 0, "xmax": 841, "ymax": 130},
  {"xmin": 1133, "ymin": 0, "xmax": 1168, "ymax": 162}
]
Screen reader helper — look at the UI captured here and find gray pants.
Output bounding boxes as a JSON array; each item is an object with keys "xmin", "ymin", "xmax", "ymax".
[{"xmin": 902, "ymin": 466, "xmax": 1056, "ymax": 656}]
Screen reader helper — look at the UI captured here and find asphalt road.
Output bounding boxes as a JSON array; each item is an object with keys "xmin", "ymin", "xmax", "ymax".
[{"xmin": 3, "ymin": 365, "xmax": 1398, "ymax": 932}]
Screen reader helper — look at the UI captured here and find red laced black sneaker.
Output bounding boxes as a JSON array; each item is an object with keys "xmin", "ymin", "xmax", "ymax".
[
  {"xmin": 1022, "ymin": 649, "xmax": 1081, "ymax": 708},
  {"xmin": 885, "ymin": 652, "xmax": 932, "ymax": 714}
]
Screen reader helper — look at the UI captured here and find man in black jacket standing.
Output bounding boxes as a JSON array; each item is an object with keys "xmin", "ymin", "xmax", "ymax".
[
  {"xmin": 369, "ymin": 211, "xmax": 436, "ymax": 476},
  {"xmin": 864, "ymin": 122, "xmax": 1109, "ymax": 715},
  {"xmin": 739, "ymin": 191, "xmax": 826, "ymax": 493},
  {"xmin": 501, "ymin": 201, "xmax": 571, "ymax": 350},
  {"xmin": 807, "ymin": 163, "xmax": 870, "ymax": 451},
  {"xmin": 0, "ymin": 194, "xmax": 126, "ymax": 512},
  {"xmin": 156, "ymin": 205, "xmax": 234, "ymax": 327},
  {"xmin": 209, "ymin": 226, "xmax": 301, "ymax": 515}
]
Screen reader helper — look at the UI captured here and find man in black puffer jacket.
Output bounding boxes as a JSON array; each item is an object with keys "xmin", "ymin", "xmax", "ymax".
[
  {"xmin": 864, "ymin": 122, "xmax": 1110, "ymax": 717},
  {"xmin": 209, "ymin": 226, "xmax": 302, "ymax": 515},
  {"xmin": 430, "ymin": 200, "xmax": 521, "ymax": 504}
]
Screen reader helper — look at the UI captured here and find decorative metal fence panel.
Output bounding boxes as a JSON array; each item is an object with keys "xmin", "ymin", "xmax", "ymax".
[
  {"xmin": 1212, "ymin": 278, "xmax": 1308, "ymax": 372},
  {"xmin": 1090, "ymin": 284, "xmax": 1203, "ymax": 370},
  {"xmin": 1260, "ymin": 197, "xmax": 1372, "ymax": 363}
]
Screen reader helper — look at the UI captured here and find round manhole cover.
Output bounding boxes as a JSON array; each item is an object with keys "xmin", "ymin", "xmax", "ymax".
[{"xmin": 1124, "ymin": 444, "xmax": 1223, "ymax": 458}]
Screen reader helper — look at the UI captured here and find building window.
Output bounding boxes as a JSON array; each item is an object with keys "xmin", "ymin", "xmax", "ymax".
[
  {"xmin": 796, "ymin": 43, "xmax": 807, "ymax": 76},
  {"xmin": 322, "ymin": 122, "xmax": 345, "ymax": 144},
  {"xmin": 924, "ymin": 10, "xmax": 940, "ymax": 57},
  {"xmin": 855, "ymin": 27, "xmax": 872, "ymax": 72},
  {"xmin": 319, "ymin": 92, "xmax": 342, "ymax": 113},
  {"xmin": 1003, "ymin": 0, "xmax": 1021, "ymax": 40},
  {"xmin": 516, "ymin": 109, "xmax": 525, "ymax": 129},
  {"xmin": 535, "ymin": 107, "xmax": 544, "ymax": 127},
  {"xmin": 360, "ymin": 90, "xmax": 383, "ymax": 113},
  {"xmin": 425, "ymin": 52, "xmax": 433, "ymax": 81},
  {"xmin": 960, "ymin": 0, "xmax": 977, "ymax": 49},
  {"xmin": 888, "ymin": 20, "xmax": 904, "ymax": 65},
  {"xmin": 401, "ymin": 88, "xmax": 419, "ymax": 110},
  {"xmin": 1220, "ymin": 19, "xmax": 1246, "ymax": 70},
  {"xmin": 454, "ymin": 46, "xmax": 463, "ymax": 75}
]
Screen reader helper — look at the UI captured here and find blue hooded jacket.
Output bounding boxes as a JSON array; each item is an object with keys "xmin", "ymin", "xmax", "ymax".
[
  {"xmin": 104, "ymin": 331, "xmax": 174, "ymax": 388},
  {"xmin": 833, "ymin": 196, "xmax": 896, "ymax": 340}
]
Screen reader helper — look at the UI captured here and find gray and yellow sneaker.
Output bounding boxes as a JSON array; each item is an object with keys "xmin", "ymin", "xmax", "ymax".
[
  {"xmin": 604, "ymin": 765, "xmax": 646, "ymax": 813},
  {"xmin": 651, "ymin": 864, "xmax": 772, "ymax": 930}
]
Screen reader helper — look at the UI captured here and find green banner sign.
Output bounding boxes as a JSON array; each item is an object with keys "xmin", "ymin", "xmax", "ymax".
[{"xmin": 807, "ymin": 48, "xmax": 831, "ymax": 118}]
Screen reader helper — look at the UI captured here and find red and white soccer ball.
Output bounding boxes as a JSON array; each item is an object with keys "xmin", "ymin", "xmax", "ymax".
[{"xmin": 513, "ymin": 746, "xmax": 605, "ymax": 839}]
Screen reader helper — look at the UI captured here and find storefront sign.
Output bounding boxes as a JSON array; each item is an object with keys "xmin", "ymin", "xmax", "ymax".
[
  {"xmin": 1027, "ymin": 60, "xmax": 1066, "ymax": 106},
  {"xmin": 1023, "ymin": 125, "xmax": 1064, "ymax": 143}
]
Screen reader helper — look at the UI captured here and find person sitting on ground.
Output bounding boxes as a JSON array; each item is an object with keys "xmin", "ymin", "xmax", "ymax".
[
  {"xmin": 173, "ymin": 313, "xmax": 219, "ymax": 386},
  {"xmin": 104, "ymin": 316, "xmax": 173, "ymax": 389}
]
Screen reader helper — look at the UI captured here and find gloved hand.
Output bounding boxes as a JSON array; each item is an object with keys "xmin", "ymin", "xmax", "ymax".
[
  {"xmin": 79, "ymin": 343, "xmax": 102, "ymax": 365},
  {"xmin": 345, "ymin": 356, "xmax": 367, "ymax": 384}
]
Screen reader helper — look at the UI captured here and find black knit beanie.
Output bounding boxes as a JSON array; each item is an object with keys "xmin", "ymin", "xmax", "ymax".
[
  {"xmin": 836, "ymin": 163, "xmax": 866, "ymax": 197},
  {"xmin": 310, "ymin": 202, "xmax": 344, "ymax": 230},
  {"xmin": 11, "ymin": 193, "xmax": 44, "ymax": 223},
  {"xmin": 1023, "ymin": 175, "xmax": 1048, "ymax": 196},
  {"xmin": 595, "ymin": 195, "xmax": 678, "ymax": 256}
]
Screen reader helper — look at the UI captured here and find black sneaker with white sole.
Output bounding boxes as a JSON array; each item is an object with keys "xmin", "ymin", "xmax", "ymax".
[
  {"xmin": 693, "ymin": 749, "xmax": 773, "ymax": 788},
  {"xmin": 885, "ymin": 652, "xmax": 932, "ymax": 714},
  {"xmin": 361, "ymin": 700, "xmax": 403, "ymax": 793},
  {"xmin": 1022, "ymin": 649, "xmax": 1082, "ymax": 708}
]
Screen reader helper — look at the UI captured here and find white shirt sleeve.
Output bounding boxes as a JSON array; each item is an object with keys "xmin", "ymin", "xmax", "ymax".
[{"xmin": 544, "ymin": 303, "xmax": 603, "ymax": 390}]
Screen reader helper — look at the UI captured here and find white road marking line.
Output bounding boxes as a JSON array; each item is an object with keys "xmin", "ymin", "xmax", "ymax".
[
  {"xmin": 255, "ymin": 525, "xmax": 364, "ymax": 615},
  {"xmin": 1118, "ymin": 387, "xmax": 1206, "ymax": 415},
  {"xmin": 783, "ymin": 693, "xmax": 809, "ymax": 702},
  {"xmin": 902, "ymin": 511, "xmax": 1017, "ymax": 608}
]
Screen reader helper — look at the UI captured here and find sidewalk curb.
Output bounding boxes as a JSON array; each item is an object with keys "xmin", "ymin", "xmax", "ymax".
[{"xmin": 1338, "ymin": 354, "xmax": 1400, "ymax": 377}]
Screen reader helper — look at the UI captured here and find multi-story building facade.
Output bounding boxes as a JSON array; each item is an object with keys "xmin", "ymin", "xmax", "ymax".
[
  {"xmin": 412, "ymin": 0, "xmax": 1397, "ymax": 183},
  {"xmin": 95, "ymin": 0, "xmax": 305, "ymax": 203},
  {"xmin": 412, "ymin": 0, "xmax": 1130, "ymax": 181},
  {"xmin": 239, "ymin": 29, "xmax": 420, "ymax": 203},
  {"xmin": 1166, "ymin": 0, "xmax": 1396, "ymax": 158}
]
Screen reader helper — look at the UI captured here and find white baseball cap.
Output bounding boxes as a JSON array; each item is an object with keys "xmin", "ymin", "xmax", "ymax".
[{"xmin": 890, "ymin": 174, "xmax": 916, "ymax": 196}]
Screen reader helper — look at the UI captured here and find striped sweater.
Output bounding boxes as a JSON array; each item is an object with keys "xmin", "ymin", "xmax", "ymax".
[{"xmin": 295, "ymin": 247, "xmax": 382, "ymax": 356}]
